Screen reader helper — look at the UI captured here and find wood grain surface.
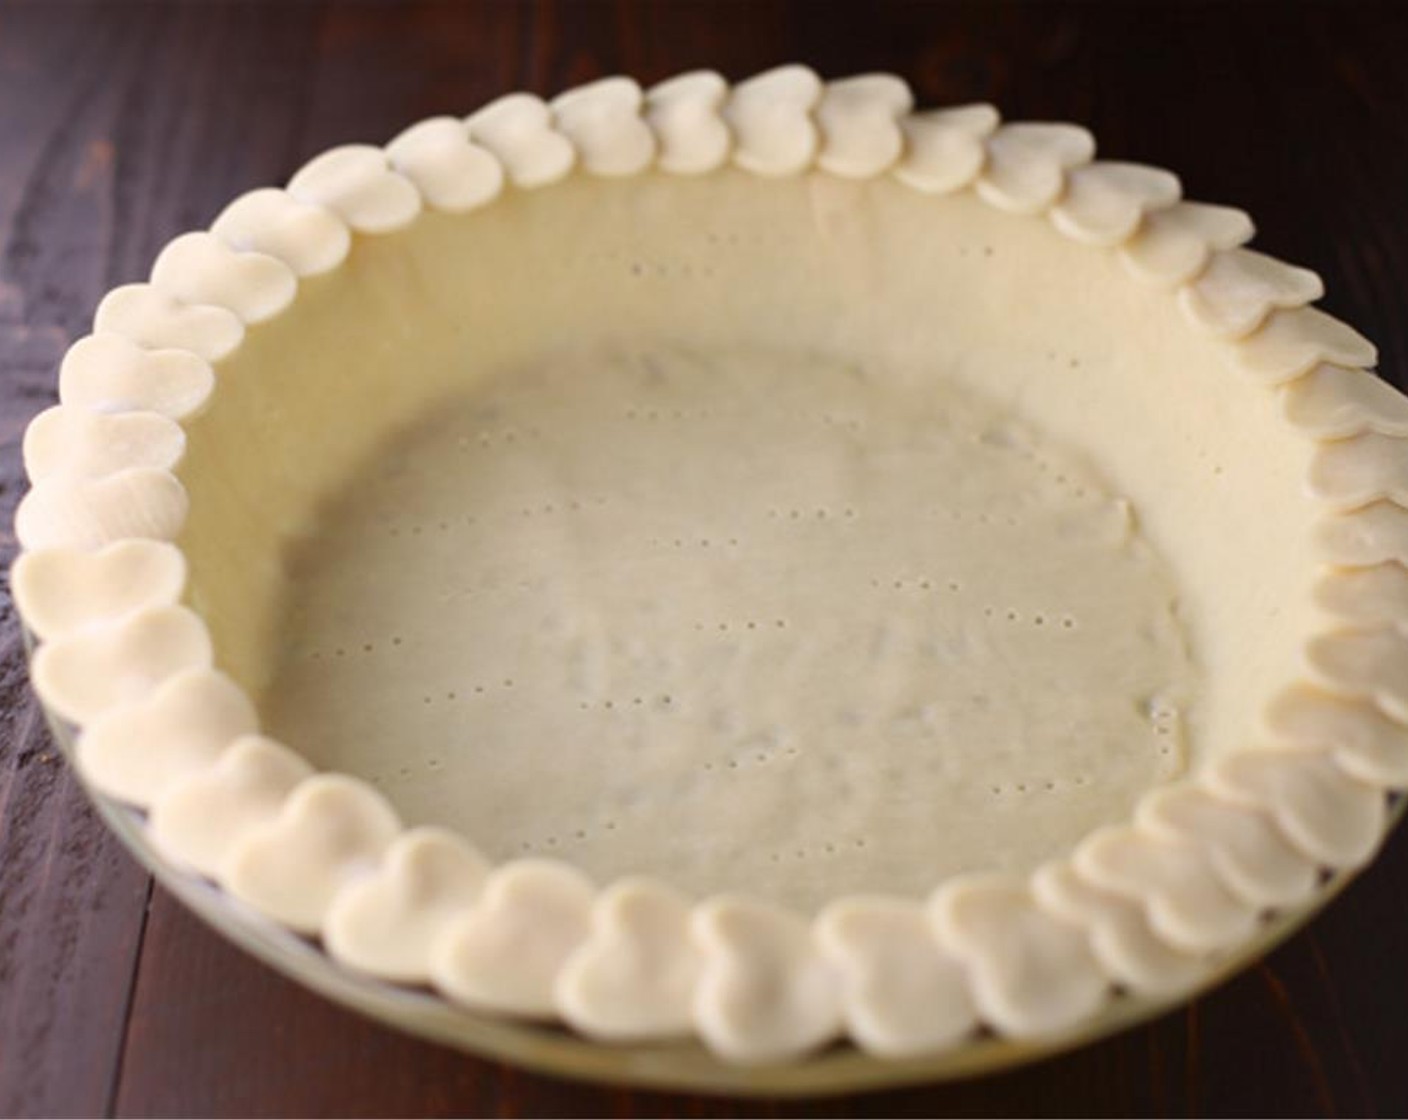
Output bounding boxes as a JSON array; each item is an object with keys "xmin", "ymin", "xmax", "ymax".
[{"xmin": 1, "ymin": 2, "xmax": 1406, "ymax": 1116}]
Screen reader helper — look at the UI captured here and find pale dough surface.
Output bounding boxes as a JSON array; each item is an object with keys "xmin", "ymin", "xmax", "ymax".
[{"xmin": 264, "ymin": 344, "xmax": 1197, "ymax": 908}]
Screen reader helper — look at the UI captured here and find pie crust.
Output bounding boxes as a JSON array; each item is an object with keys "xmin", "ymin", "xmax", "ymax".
[{"xmin": 13, "ymin": 66, "xmax": 1408, "ymax": 1065}]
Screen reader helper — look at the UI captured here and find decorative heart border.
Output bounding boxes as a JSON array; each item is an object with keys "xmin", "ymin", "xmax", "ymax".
[{"xmin": 11, "ymin": 65, "xmax": 1407, "ymax": 1064}]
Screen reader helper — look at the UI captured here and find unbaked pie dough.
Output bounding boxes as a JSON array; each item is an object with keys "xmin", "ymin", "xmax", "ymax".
[{"xmin": 13, "ymin": 67, "xmax": 1406, "ymax": 1065}]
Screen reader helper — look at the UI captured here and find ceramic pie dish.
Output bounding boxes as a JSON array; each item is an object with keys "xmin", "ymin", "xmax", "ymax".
[{"xmin": 12, "ymin": 65, "xmax": 1408, "ymax": 1085}]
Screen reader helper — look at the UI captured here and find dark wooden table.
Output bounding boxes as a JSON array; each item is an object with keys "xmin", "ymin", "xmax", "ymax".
[{"xmin": 2, "ymin": 2, "xmax": 1407, "ymax": 1116}]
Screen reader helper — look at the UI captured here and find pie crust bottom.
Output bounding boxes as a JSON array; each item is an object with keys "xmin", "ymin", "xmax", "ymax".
[{"xmin": 263, "ymin": 342, "xmax": 1196, "ymax": 908}]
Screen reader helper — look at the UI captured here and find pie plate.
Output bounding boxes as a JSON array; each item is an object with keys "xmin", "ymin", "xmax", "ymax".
[{"xmin": 13, "ymin": 66, "xmax": 1408, "ymax": 1092}]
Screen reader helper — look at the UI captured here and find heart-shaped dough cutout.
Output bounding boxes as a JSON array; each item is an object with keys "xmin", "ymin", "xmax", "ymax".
[
  {"xmin": 12, "ymin": 539, "xmax": 185, "ymax": 642},
  {"xmin": 1315, "ymin": 564, "xmax": 1408, "ymax": 632},
  {"xmin": 1235, "ymin": 306, "xmax": 1378, "ymax": 384},
  {"xmin": 1050, "ymin": 162, "xmax": 1182, "ymax": 247},
  {"xmin": 94, "ymin": 283, "xmax": 243, "ymax": 363},
  {"xmin": 1074, "ymin": 826, "xmax": 1259, "ymax": 955},
  {"xmin": 928, "ymin": 877, "xmax": 1106, "ymax": 1037},
  {"xmin": 1308, "ymin": 431, "xmax": 1408, "ymax": 510},
  {"xmin": 1316, "ymin": 500, "xmax": 1408, "ymax": 567},
  {"xmin": 1283, "ymin": 364, "xmax": 1408, "ymax": 438},
  {"xmin": 1181, "ymin": 248, "xmax": 1324, "ymax": 339},
  {"xmin": 1137, "ymin": 784, "xmax": 1317, "ymax": 908},
  {"xmin": 815, "ymin": 74, "xmax": 913, "ymax": 179},
  {"xmin": 23, "ymin": 405, "xmax": 185, "ymax": 482},
  {"xmin": 692, "ymin": 896, "xmax": 841, "ymax": 1063},
  {"xmin": 15, "ymin": 468, "xmax": 189, "ymax": 551},
  {"xmin": 224, "ymin": 774, "xmax": 401, "ymax": 934},
  {"xmin": 77, "ymin": 667, "xmax": 256, "ymax": 806},
  {"xmin": 325, "ymin": 827, "xmax": 489, "ymax": 984},
  {"xmin": 894, "ymin": 103, "xmax": 999, "ymax": 195},
  {"xmin": 1208, "ymin": 749, "xmax": 1386, "ymax": 869},
  {"xmin": 1031, "ymin": 862, "xmax": 1204, "ymax": 996},
  {"xmin": 723, "ymin": 64, "xmax": 822, "ymax": 178},
  {"xmin": 288, "ymin": 144, "xmax": 421, "ymax": 234},
  {"xmin": 556, "ymin": 878, "xmax": 701, "ymax": 1041},
  {"xmin": 1266, "ymin": 682, "xmax": 1408, "ymax": 786},
  {"xmin": 816, "ymin": 896, "xmax": 975, "ymax": 1057},
  {"xmin": 1118, "ymin": 201, "xmax": 1255, "ymax": 286},
  {"xmin": 32, "ymin": 604, "xmax": 212, "ymax": 725},
  {"xmin": 432, "ymin": 859, "xmax": 593, "ymax": 1017},
  {"xmin": 149, "ymin": 734, "xmax": 312, "ymax": 876},
  {"xmin": 1306, "ymin": 627, "xmax": 1408, "ymax": 721},
  {"xmin": 59, "ymin": 333, "xmax": 215, "ymax": 421},
  {"xmin": 211, "ymin": 188, "xmax": 351, "ymax": 277},
  {"xmin": 466, "ymin": 93, "xmax": 576, "ymax": 189},
  {"xmin": 386, "ymin": 117, "xmax": 504, "ymax": 213},
  {"xmin": 551, "ymin": 77, "xmax": 657, "ymax": 177},
  {"xmin": 645, "ymin": 70, "xmax": 730, "ymax": 175},
  {"xmin": 150, "ymin": 231, "xmax": 296, "ymax": 325},
  {"xmin": 976, "ymin": 122, "xmax": 1095, "ymax": 215}
]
